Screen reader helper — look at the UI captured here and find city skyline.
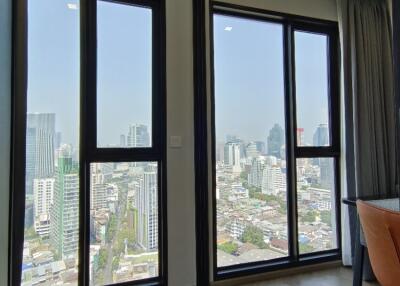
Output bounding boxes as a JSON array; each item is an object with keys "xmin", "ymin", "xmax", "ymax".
[
  {"xmin": 214, "ymin": 15, "xmax": 330, "ymax": 145},
  {"xmin": 219, "ymin": 122, "xmax": 329, "ymax": 147},
  {"xmin": 21, "ymin": 0, "xmax": 336, "ymax": 282},
  {"xmin": 214, "ymin": 14, "xmax": 336, "ymax": 267},
  {"xmin": 22, "ymin": 116, "xmax": 160, "ymax": 284},
  {"xmin": 27, "ymin": 0, "xmax": 330, "ymax": 147}
]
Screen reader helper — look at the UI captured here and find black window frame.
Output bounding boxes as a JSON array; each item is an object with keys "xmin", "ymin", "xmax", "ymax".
[
  {"xmin": 9, "ymin": 0, "xmax": 167, "ymax": 285},
  {"xmin": 207, "ymin": 1, "xmax": 341, "ymax": 281}
]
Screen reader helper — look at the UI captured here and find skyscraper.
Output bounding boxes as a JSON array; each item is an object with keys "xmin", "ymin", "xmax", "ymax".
[
  {"xmin": 27, "ymin": 113, "xmax": 56, "ymax": 177},
  {"xmin": 320, "ymin": 159, "xmax": 333, "ymax": 189},
  {"xmin": 33, "ymin": 178, "xmax": 55, "ymax": 238},
  {"xmin": 248, "ymin": 157, "xmax": 265, "ymax": 188},
  {"xmin": 246, "ymin": 141, "xmax": 265, "ymax": 158},
  {"xmin": 224, "ymin": 142, "xmax": 242, "ymax": 172},
  {"xmin": 313, "ymin": 124, "xmax": 329, "ymax": 146},
  {"xmin": 127, "ymin": 124, "xmax": 150, "ymax": 148},
  {"xmin": 254, "ymin": 141, "xmax": 266, "ymax": 155},
  {"xmin": 120, "ymin": 134, "xmax": 126, "ymax": 147},
  {"xmin": 55, "ymin": 131, "xmax": 62, "ymax": 149},
  {"xmin": 137, "ymin": 164, "xmax": 158, "ymax": 251},
  {"xmin": 262, "ymin": 165, "xmax": 286, "ymax": 196},
  {"xmin": 245, "ymin": 142, "xmax": 260, "ymax": 158},
  {"xmin": 26, "ymin": 113, "xmax": 56, "ymax": 195},
  {"xmin": 312, "ymin": 124, "xmax": 329, "ymax": 166},
  {"xmin": 226, "ymin": 134, "xmax": 240, "ymax": 143},
  {"xmin": 297, "ymin": 128, "xmax": 304, "ymax": 146},
  {"xmin": 267, "ymin": 124, "xmax": 284, "ymax": 158},
  {"xmin": 50, "ymin": 145, "xmax": 79, "ymax": 259},
  {"xmin": 90, "ymin": 164, "xmax": 107, "ymax": 210},
  {"xmin": 26, "ymin": 128, "xmax": 37, "ymax": 195}
]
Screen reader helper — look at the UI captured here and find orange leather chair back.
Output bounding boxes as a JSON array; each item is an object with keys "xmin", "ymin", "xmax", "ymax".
[{"xmin": 357, "ymin": 200, "xmax": 400, "ymax": 286}]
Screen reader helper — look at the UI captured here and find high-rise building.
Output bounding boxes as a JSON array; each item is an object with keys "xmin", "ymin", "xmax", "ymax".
[
  {"xmin": 55, "ymin": 131, "xmax": 62, "ymax": 149},
  {"xmin": 33, "ymin": 178, "xmax": 55, "ymax": 238},
  {"xmin": 90, "ymin": 164, "xmax": 107, "ymax": 210},
  {"xmin": 313, "ymin": 124, "xmax": 329, "ymax": 146},
  {"xmin": 297, "ymin": 128, "xmax": 304, "ymax": 146},
  {"xmin": 262, "ymin": 165, "xmax": 286, "ymax": 196},
  {"xmin": 320, "ymin": 158, "xmax": 333, "ymax": 189},
  {"xmin": 312, "ymin": 124, "xmax": 329, "ymax": 166},
  {"xmin": 248, "ymin": 157, "xmax": 265, "ymax": 188},
  {"xmin": 27, "ymin": 113, "xmax": 56, "ymax": 177},
  {"xmin": 26, "ymin": 113, "xmax": 56, "ymax": 195},
  {"xmin": 224, "ymin": 142, "xmax": 242, "ymax": 172},
  {"xmin": 265, "ymin": 155, "xmax": 278, "ymax": 166},
  {"xmin": 216, "ymin": 142, "xmax": 225, "ymax": 163},
  {"xmin": 246, "ymin": 142, "xmax": 260, "ymax": 158},
  {"xmin": 226, "ymin": 134, "xmax": 240, "ymax": 143},
  {"xmin": 26, "ymin": 128, "xmax": 37, "ymax": 195},
  {"xmin": 127, "ymin": 124, "xmax": 150, "ymax": 148},
  {"xmin": 137, "ymin": 164, "xmax": 158, "ymax": 251},
  {"xmin": 254, "ymin": 141, "xmax": 266, "ymax": 155},
  {"xmin": 267, "ymin": 124, "xmax": 284, "ymax": 158},
  {"xmin": 280, "ymin": 145, "xmax": 286, "ymax": 160},
  {"xmin": 120, "ymin": 134, "xmax": 126, "ymax": 147},
  {"xmin": 50, "ymin": 145, "xmax": 79, "ymax": 259}
]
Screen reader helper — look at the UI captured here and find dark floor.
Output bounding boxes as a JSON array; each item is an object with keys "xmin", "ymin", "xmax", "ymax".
[{"xmin": 243, "ymin": 267, "xmax": 380, "ymax": 286}]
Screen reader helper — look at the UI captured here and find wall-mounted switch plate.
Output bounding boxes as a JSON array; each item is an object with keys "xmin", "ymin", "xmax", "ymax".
[{"xmin": 170, "ymin": 135, "xmax": 182, "ymax": 148}]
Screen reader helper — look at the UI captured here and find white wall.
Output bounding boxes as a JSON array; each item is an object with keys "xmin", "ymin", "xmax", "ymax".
[
  {"xmin": 166, "ymin": 1, "xmax": 197, "ymax": 285},
  {"xmin": 0, "ymin": 0, "xmax": 11, "ymax": 284},
  {"xmin": 216, "ymin": 0, "xmax": 338, "ymax": 21}
]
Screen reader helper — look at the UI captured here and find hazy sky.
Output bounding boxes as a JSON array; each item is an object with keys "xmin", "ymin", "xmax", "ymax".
[
  {"xmin": 96, "ymin": 1, "xmax": 152, "ymax": 147},
  {"xmin": 27, "ymin": 0, "xmax": 80, "ymax": 146},
  {"xmin": 214, "ymin": 15, "xmax": 329, "ymax": 144},
  {"xmin": 27, "ymin": 0, "xmax": 152, "ymax": 147},
  {"xmin": 27, "ymin": 1, "xmax": 329, "ymax": 147}
]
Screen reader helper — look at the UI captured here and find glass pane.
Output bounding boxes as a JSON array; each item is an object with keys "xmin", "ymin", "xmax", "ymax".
[
  {"xmin": 89, "ymin": 162, "xmax": 159, "ymax": 285},
  {"xmin": 97, "ymin": 1, "xmax": 152, "ymax": 148},
  {"xmin": 295, "ymin": 31, "xmax": 330, "ymax": 147},
  {"xmin": 22, "ymin": 1, "xmax": 80, "ymax": 285},
  {"xmin": 214, "ymin": 15, "xmax": 288, "ymax": 267},
  {"xmin": 297, "ymin": 158, "xmax": 337, "ymax": 254}
]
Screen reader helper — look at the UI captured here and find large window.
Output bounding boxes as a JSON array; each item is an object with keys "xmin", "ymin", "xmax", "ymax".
[
  {"xmin": 21, "ymin": 1, "xmax": 81, "ymax": 284},
  {"xmin": 212, "ymin": 4, "xmax": 340, "ymax": 277},
  {"xmin": 214, "ymin": 15, "xmax": 288, "ymax": 267},
  {"xmin": 12, "ymin": 0, "xmax": 166, "ymax": 285}
]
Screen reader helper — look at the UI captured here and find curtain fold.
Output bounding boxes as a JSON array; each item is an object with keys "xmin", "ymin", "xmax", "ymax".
[{"xmin": 337, "ymin": 0, "xmax": 397, "ymax": 267}]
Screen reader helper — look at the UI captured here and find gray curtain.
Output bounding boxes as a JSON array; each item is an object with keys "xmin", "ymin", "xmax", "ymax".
[{"xmin": 337, "ymin": 0, "xmax": 397, "ymax": 268}]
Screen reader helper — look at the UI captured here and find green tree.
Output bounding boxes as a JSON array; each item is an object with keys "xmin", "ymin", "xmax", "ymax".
[
  {"xmin": 24, "ymin": 227, "xmax": 39, "ymax": 240},
  {"xmin": 299, "ymin": 243, "xmax": 314, "ymax": 253},
  {"xmin": 217, "ymin": 242, "xmax": 238, "ymax": 255},
  {"xmin": 112, "ymin": 256, "xmax": 120, "ymax": 271},
  {"xmin": 106, "ymin": 214, "xmax": 117, "ymax": 242},
  {"xmin": 278, "ymin": 201, "xmax": 287, "ymax": 214},
  {"xmin": 114, "ymin": 227, "xmax": 136, "ymax": 256},
  {"xmin": 97, "ymin": 248, "xmax": 107, "ymax": 269},
  {"xmin": 240, "ymin": 171, "xmax": 248, "ymax": 181},
  {"xmin": 240, "ymin": 225, "xmax": 266, "ymax": 248},
  {"xmin": 301, "ymin": 210, "xmax": 318, "ymax": 223},
  {"xmin": 320, "ymin": 210, "xmax": 332, "ymax": 226}
]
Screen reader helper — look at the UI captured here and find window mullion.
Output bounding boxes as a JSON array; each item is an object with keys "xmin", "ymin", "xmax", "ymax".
[
  {"xmin": 80, "ymin": 0, "xmax": 96, "ymax": 284},
  {"xmin": 284, "ymin": 22, "xmax": 299, "ymax": 261}
]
